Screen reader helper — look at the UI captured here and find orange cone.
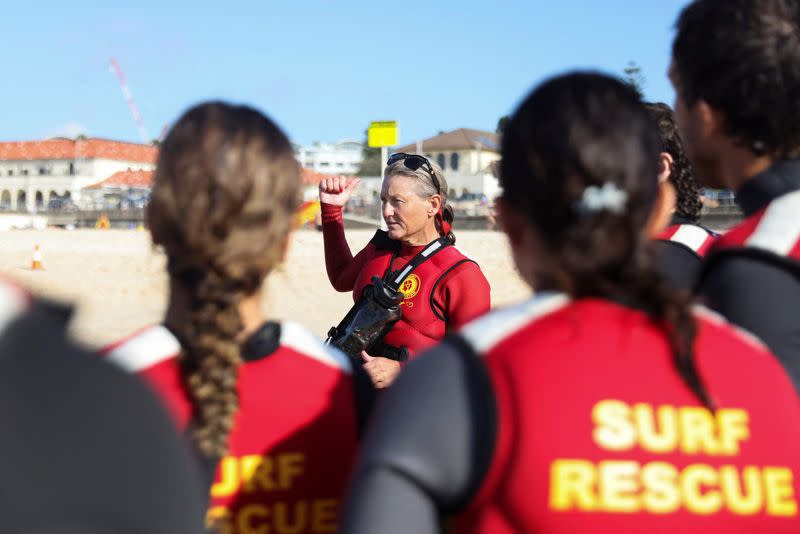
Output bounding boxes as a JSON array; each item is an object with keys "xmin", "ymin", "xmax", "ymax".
[{"xmin": 31, "ymin": 244, "xmax": 43, "ymax": 271}]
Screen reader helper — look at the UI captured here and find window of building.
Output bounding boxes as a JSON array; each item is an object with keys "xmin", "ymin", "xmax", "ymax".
[
  {"xmin": 450, "ymin": 153, "xmax": 459, "ymax": 171},
  {"xmin": 7, "ymin": 169, "xmax": 13, "ymax": 176},
  {"xmin": 319, "ymin": 162, "xmax": 330, "ymax": 168},
  {"xmin": 436, "ymin": 153, "xmax": 446, "ymax": 169},
  {"xmin": 68, "ymin": 162, "xmax": 76, "ymax": 175},
  {"xmin": 21, "ymin": 169, "xmax": 29, "ymax": 176}
]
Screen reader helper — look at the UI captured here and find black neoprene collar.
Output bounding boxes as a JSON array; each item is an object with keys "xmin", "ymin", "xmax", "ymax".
[
  {"xmin": 735, "ymin": 159, "xmax": 800, "ymax": 216},
  {"xmin": 241, "ymin": 321, "xmax": 282, "ymax": 362}
]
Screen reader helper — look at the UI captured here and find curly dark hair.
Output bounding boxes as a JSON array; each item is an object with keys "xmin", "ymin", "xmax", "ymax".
[
  {"xmin": 501, "ymin": 72, "xmax": 715, "ymax": 410},
  {"xmin": 645, "ymin": 102, "xmax": 703, "ymax": 221},
  {"xmin": 672, "ymin": 0, "xmax": 800, "ymax": 156}
]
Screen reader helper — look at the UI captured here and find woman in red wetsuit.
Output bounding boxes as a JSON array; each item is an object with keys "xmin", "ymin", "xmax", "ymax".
[
  {"xmin": 320, "ymin": 156, "xmax": 490, "ymax": 387},
  {"xmin": 103, "ymin": 102, "xmax": 374, "ymax": 533}
]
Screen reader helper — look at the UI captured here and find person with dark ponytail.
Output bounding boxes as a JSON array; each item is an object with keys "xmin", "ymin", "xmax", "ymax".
[
  {"xmin": 103, "ymin": 102, "xmax": 374, "ymax": 533},
  {"xmin": 646, "ymin": 102, "xmax": 716, "ymax": 291},
  {"xmin": 340, "ymin": 73, "xmax": 800, "ymax": 533},
  {"xmin": 319, "ymin": 155, "xmax": 490, "ymax": 388}
]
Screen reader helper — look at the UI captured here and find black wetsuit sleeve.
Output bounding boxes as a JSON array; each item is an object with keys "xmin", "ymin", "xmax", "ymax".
[
  {"xmin": 698, "ymin": 255, "xmax": 800, "ymax": 391},
  {"xmin": 652, "ymin": 240, "xmax": 704, "ymax": 292},
  {"xmin": 352, "ymin": 362, "xmax": 377, "ymax": 435},
  {"xmin": 0, "ymin": 302, "xmax": 207, "ymax": 533},
  {"xmin": 340, "ymin": 337, "xmax": 497, "ymax": 534}
]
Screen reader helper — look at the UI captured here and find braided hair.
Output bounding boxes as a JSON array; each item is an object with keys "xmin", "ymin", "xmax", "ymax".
[{"xmin": 149, "ymin": 102, "xmax": 301, "ymax": 457}]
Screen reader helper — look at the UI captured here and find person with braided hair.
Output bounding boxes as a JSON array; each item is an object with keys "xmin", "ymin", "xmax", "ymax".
[
  {"xmin": 340, "ymin": 73, "xmax": 800, "ymax": 533},
  {"xmin": 320, "ymin": 157, "xmax": 490, "ymax": 388},
  {"xmin": 103, "ymin": 102, "xmax": 374, "ymax": 533},
  {"xmin": 646, "ymin": 102, "xmax": 716, "ymax": 291}
]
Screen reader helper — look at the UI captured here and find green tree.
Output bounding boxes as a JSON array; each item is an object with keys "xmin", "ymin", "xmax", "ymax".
[
  {"xmin": 496, "ymin": 115, "xmax": 509, "ymax": 134},
  {"xmin": 356, "ymin": 128, "xmax": 382, "ymax": 176},
  {"xmin": 623, "ymin": 60, "xmax": 645, "ymax": 98}
]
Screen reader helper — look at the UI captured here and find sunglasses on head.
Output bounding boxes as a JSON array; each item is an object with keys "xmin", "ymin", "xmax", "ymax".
[{"xmin": 386, "ymin": 153, "xmax": 440, "ymax": 194}]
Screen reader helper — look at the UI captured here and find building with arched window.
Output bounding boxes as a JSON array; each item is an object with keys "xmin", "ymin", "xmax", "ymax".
[
  {"xmin": 0, "ymin": 138, "xmax": 156, "ymax": 212},
  {"xmin": 394, "ymin": 128, "xmax": 502, "ymax": 200}
]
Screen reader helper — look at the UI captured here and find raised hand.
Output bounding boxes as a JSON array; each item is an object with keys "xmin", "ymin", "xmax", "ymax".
[{"xmin": 319, "ymin": 176, "xmax": 360, "ymax": 207}]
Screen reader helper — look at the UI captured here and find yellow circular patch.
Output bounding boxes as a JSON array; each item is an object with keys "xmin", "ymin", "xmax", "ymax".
[{"xmin": 399, "ymin": 274, "xmax": 421, "ymax": 300}]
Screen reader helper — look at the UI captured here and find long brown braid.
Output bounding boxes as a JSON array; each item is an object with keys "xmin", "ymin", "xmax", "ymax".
[
  {"xmin": 149, "ymin": 102, "xmax": 301, "ymax": 457},
  {"xmin": 500, "ymin": 73, "xmax": 716, "ymax": 410}
]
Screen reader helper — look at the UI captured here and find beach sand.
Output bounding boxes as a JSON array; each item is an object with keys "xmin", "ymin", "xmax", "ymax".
[{"xmin": 0, "ymin": 229, "xmax": 530, "ymax": 348}]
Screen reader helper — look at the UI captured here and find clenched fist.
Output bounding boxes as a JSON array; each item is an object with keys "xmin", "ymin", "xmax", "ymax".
[{"xmin": 319, "ymin": 176, "xmax": 361, "ymax": 207}]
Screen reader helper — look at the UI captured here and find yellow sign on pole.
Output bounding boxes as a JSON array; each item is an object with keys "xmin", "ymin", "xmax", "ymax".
[{"xmin": 368, "ymin": 121, "xmax": 398, "ymax": 148}]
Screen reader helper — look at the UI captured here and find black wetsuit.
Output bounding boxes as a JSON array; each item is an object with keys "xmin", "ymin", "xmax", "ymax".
[
  {"xmin": 0, "ymin": 300, "xmax": 207, "ymax": 533},
  {"xmin": 340, "ymin": 338, "xmax": 491, "ymax": 534},
  {"xmin": 698, "ymin": 159, "xmax": 800, "ymax": 392}
]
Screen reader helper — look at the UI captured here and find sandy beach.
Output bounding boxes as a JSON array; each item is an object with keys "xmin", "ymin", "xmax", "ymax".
[{"xmin": 0, "ymin": 228, "xmax": 530, "ymax": 348}]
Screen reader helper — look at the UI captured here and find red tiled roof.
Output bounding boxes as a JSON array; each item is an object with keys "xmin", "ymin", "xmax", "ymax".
[
  {"xmin": 0, "ymin": 138, "xmax": 157, "ymax": 163},
  {"xmin": 85, "ymin": 170, "xmax": 154, "ymax": 189},
  {"xmin": 395, "ymin": 128, "xmax": 499, "ymax": 153}
]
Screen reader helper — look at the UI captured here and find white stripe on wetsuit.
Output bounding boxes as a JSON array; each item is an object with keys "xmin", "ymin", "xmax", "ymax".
[
  {"xmin": 107, "ymin": 321, "xmax": 353, "ymax": 374},
  {"xmin": 745, "ymin": 190, "xmax": 800, "ymax": 256},
  {"xmin": 670, "ymin": 224, "xmax": 711, "ymax": 252},
  {"xmin": 459, "ymin": 292, "xmax": 570, "ymax": 354},
  {"xmin": 105, "ymin": 325, "xmax": 180, "ymax": 373}
]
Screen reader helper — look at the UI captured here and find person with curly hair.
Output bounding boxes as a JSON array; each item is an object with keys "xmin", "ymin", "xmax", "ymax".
[{"xmin": 646, "ymin": 102, "xmax": 716, "ymax": 290}]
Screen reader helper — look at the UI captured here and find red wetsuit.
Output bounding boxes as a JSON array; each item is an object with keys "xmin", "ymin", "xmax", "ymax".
[
  {"xmin": 341, "ymin": 294, "xmax": 800, "ymax": 534},
  {"xmin": 103, "ymin": 320, "xmax": 372, "ymax": 534},
  {"xmin": 708, "ymin": 191, "xmax": 800, "ymax": 265},
  {"xmin": 322, "ymin": 202, "xmax": 490, "ymax": 359}
]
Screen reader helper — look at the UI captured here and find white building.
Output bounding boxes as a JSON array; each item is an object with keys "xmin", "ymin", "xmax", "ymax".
[
  {"xmin": 394, "ymin": 128, "xmax": 501, "ymax": 200},
  {"xmin": 0, "ymin": 137, "xmax": 156, "ymax": 211},
  {"xmin": 82, "ymin": 169, "xmax": 153, "ymax": 210},
  {"xmin": 294, "ymin": 139, "xmax": 363, "ymax": 175}
]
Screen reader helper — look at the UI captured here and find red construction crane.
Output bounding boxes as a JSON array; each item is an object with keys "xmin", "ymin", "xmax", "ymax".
[{"xmin": 109, "ymin": 57, "xmax": 150, "ymax": 144}]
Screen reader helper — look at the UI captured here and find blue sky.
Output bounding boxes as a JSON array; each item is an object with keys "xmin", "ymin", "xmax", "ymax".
[{"xmin": 1, "ymin": 0, "xmax": 691, "ymax": 146}]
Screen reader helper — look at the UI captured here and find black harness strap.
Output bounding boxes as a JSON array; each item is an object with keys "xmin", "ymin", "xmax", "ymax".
[
  {"xmin": 382, "ymin": 236, "xmax": 452, "ymax": 291},
  {"xmin": 430, "ymin": 259, "xmax": 479, "ymax": 323}
]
